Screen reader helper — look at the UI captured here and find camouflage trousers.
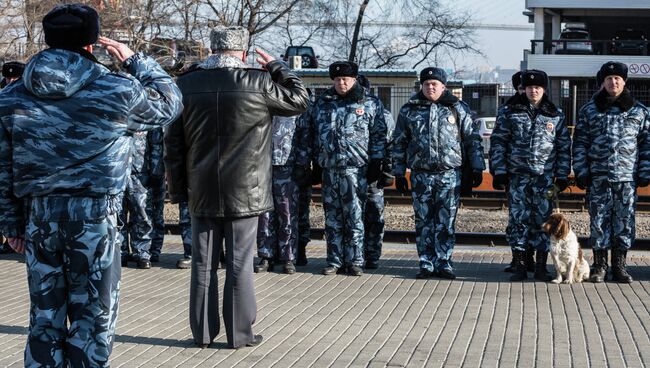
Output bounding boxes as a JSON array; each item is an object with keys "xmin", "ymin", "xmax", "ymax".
[
  {"xmin": 297, "ymin": 185, "xmax": 312, "ymax": 248},
  {"xmin": 147, "ymin": 177, "xmax": 166, "ymax": 257},
  {"xmin": 24, "ymin": 196, "xmax": 121, "ymax": 367},
  {"xmin": 587, "ymin": 177, "xmax": 636, "ymax": 251},
  {"xmin": 506, "ymin": 174, "xmax": 553, "ymax": 252},
  {"xmin": 179, "ymin": 201, "xmax": 192, "ymax": 257},
  {"xmin": 119, "ymin": 175, "xmax": 152, "ymax": 260},
  {"xmin": 410, "ymin": 170, "xmax": 460, "ymax": 272},
  {"xmin": 364, "ymin": 181, "xmax": 385, "ymax": 263},
  {"xmin": 322, "ymin": 167, "xmax": 367, "ymax": 268},
  {"xmin": 257, "ymin": 166, "xmax": 300, "ymax": 261}
]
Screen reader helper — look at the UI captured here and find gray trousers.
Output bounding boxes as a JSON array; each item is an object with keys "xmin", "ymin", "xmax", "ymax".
[{"xmin": 190, "ymin": 216, "xmax": 257, "ymax": 348}]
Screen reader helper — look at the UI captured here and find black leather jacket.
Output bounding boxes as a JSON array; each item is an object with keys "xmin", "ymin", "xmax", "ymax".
[{"xmin": 164, "ymin": 60, "xmax": 308, "ymax": 217}]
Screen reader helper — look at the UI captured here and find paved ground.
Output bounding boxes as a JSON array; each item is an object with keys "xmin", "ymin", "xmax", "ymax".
[{"xmin": 2, "ymin": 237, "xmax": 650, "ymax": 367}]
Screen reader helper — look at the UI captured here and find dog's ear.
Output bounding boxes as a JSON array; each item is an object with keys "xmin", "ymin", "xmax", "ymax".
[{"xmin": 556, "ymin": 216, "xmax": 570, "ymax": 240}]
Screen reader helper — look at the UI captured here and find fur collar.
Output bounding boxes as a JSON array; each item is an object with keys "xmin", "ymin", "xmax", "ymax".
[
  {"xmin": 199, "ymin": 54, "xmax": 246, "ymax": 70},
  {"xmin": 506, "ymin": 92, "xmax": 559, "ymax": 117},
  {"xmin": 409, "ymin": 89, "xmax": 459, "ymax": 106},
  {"xmin": 593, "ymin": 88, "xmax": 635, "ymax": 112}
]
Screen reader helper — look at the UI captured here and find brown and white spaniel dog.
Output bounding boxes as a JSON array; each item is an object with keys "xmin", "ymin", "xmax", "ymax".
[{"xmin": 542, "ymin": 213, "xmax": 590, "ymax": 284}]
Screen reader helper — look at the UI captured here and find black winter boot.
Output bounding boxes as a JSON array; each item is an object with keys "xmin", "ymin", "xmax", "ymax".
[
  {"xmin": 611, "ymin": 248, "xmax": 633, "ymax": 283},
  {"xmin": 589, "ymin": 249, "xmax": 608, "ymax": 283},
  {"xmin": 525, "ymin": 248, "xmax": 536, "ymax": 273},
  {"xmin": 509, "ymin": 250, "xmax": 528, "ymax": 281},
  {"xmin": 534, "ymin": 251, "xmax": 553, "ymax": 281},
  {"xmin": 296, "ymin": 243, "xmax": 308, "ymax": 266},
  {"xmin": 504, "ymin": 257, "xmax": 514, "ymax": 273}
]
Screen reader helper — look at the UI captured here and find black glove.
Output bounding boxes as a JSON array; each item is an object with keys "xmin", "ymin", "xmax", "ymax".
[
  {"xmin": 293, "ymin": 166, "xmax": 311, "ymax": 186},
  {"xmin": 310, "ymin": 163, "xmax": 322, "ymax": 185},
  {"xmin": 378, "ymin": 172, "xmax": 395, "ymax": 188},
  {"xmin": 638, "ymin": 177, "xmax": 650, "ymax": 188},
  {"xmin": 575, "ymin": 176, "xmax": 590, "ymax": 190},
  {"xmin": 472, "ymin": 170, "xmax": 483, "ymax": 188},
  {"xmin": 555, "ymin": 177, "xmax": 569, "ymax": 192},
  {"xmin": 492, "ymin": 174, "xmax": 508, "ymax": 190},
  {"xmin": 395, "ymin": 176, "xmax": 409, "ymax": 194},
  {"xmin": 366, "ymin": 159, "xmax": 382, "ymax": 183}
]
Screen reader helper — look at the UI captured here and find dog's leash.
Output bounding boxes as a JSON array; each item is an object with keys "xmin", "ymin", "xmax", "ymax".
[{"xmin": 546, "ymin": 183, "xmax": 562, "ymax": 214}]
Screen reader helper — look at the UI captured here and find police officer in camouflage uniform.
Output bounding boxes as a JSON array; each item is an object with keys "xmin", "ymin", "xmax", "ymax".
[
  {"xmin": 392, "ymin": 67, "xmax": 484, "ymax": 279},
  {"xmin": 309, "ymin": 61, "xmax": 388, "ymax": 276},
  {"xmin": 120, "ymin": 131, "xmax": 154, "ymax": 269},
  {"xmin": 146, "ymin": 127, "xmax": 166, "ymax": 263},
  {"xmin": 0, "ymin": 4, "xmax": 182, "ymax": 366},
  {"xmin": 490, "ymin": 69, "xmax": 571, "ymax": 282},
  {"xmin": 254, "ymin": 113, "xmax": 311, "ymax": 274},
  {"xmin": 1, "ymin": 61, "xmax": 24, "ymax": 88},
  {"xmin": 356, "ymin": 74, "xmax": 396, "ymax": 269},
  {"xmin": 573, "ymin": 61, "xmax": 650, "ymax": 283},
  {"xmin": 499, "ymin": 71, "xmax": 536, "ymax": 274}
]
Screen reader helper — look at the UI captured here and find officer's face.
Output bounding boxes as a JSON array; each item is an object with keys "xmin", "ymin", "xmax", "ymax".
[
  {"xmin": 517, "ymin": 86, "xmax": 526, "ymax": 95},
  {"xmin": 422, "ymin": 79, "xmax": 446, "ymax": 101},
  {"xmin": 603, "ymin": 75, "xmax": 625, "ymax": 97},
  {"xmin": 333, "ymin": 76, "xmax": 357, "ymax": 95},
  {"xmin": 525, "ymin": 85, "xmax": 544, "ymax": 105}
]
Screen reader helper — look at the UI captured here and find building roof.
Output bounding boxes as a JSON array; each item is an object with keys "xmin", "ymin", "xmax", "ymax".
[{"xmin": 294, "ymin": 69, "xmax": 418, "ymax": 77}]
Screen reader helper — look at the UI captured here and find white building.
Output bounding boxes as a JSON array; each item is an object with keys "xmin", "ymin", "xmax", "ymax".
[{"xmin": 522, "ymin": 0, "xmax": 650, "ymax": 123}]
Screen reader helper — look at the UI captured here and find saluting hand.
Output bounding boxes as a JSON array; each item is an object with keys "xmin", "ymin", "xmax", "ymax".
[
  {"xmin": 255, "ymin": 48, "xmax": 276, "ymax": 69},
  {"xmin": 98, "ymin": 36, "xmax": 135, "ymax": 63}
]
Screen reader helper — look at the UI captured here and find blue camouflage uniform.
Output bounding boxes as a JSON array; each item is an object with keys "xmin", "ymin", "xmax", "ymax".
[
  {"xmin": 364, "ymin": 110, "xmax": 396, "ymax": 264},
  {"xmin": 392, "ymin": 90, "xmax": 485, "ymax": 274},
  {"xmin": 257, "ymin": 114, "xmax": 310, "ymax": 263},
  {"xmin": 573, "ymin": 89, "xmax": 650, "ymax": 252},
  {"xmin": 309, "ymin": 83, "xmax": 387, "ymax": 269},
  {"xmin": 119, "ymin": 131, "xmax": 154, "ymax": 261},
  {"xmin": 0, "ymin": 49, "xmax": 181, "ymax": 367},
  {"xmin": 146, "ymin": 127, "xmax": 167, "ymax": 259},
  {"xmin": 179, "ymin": 200, "xmax": 192, "ymax": 258},
  {"xmin": 490, "ymin": 93, "xmax": 571, "ymax": 253}
]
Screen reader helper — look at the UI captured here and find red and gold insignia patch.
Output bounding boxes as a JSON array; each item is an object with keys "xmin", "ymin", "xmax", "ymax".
[
  {"xmin": 356, "ymin": 108, "xmax": 365, "ymax": 115},
  {"xmin": 546, "ymin": 122, "xmax": 554, "ymax": 132}
]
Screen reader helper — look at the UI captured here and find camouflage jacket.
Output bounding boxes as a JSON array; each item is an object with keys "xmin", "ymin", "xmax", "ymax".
[
  {"xmin": 391, "ymin": 90, "xmax": 485, "ymax": 176},
  {"xmin": 271, "ymin": 113, "xmax": 310, "ymax": 167},
  {"xmin": 309, "ymin": 83, "xmax": 387, "ymax": 169},
  {"xmin": 131, "ymin": 131, "xmax": 149, "ymax": 175},
  {"xmin": 0, "ymin": 49, "xmax": 182, "ymax": 237},
  {"xmin": 147, "ymin": 127, "xmax": 165, "ymax": 178},
  {"xmin": 489, "ymin": 93, "xmax": 571, "ymax": 178},
  {"xmin": 573, "ymin": 88, "xmax": 650, "ymax": 182}
]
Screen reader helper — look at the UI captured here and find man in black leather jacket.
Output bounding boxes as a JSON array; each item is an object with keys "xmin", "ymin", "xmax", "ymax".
[{"xmin": 164, "ymin": 26, "xmax": 309, "ymax": 349}]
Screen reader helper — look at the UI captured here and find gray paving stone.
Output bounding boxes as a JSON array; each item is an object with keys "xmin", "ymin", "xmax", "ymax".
[{"xmin": 3, "ymin": 238, "xmax": 650, "ymax": 367}]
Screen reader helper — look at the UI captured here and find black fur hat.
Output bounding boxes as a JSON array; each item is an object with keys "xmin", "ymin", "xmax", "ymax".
[
  {"xmin": 2, "ymin": 62, "xmax": 24, "ymax": 79},
  {"xmin": 511, "ymin": 71, "xmax": 522, "ymax": 89},
  {"xmin": 521, "ymin": 69, "xmax": 548, "ymax": 89},
  {"xmin": 420, "ymin": 67, "xmax": 447, "ymax": 85},
  {"xmin": 599, "ymin": 61, "xmax": 628, "ymax": 82},
  {"xmin": 329, "ymin": 61, "xmax": 359, "ymax": 79},
  {"xmin": 42, "ymin": 4, "xmax": 100, "ymax": 49}
]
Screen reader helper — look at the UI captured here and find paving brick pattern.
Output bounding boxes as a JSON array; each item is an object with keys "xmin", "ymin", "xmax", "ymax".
[{"xmin": 1, "ymin": 238, "xmax": 650, "ymax": 367}]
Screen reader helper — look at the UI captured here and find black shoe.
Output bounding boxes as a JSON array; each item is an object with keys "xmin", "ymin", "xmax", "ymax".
[
  {"xmin": 254, "ymin": 259, "xmax": 273, "ymax": 273},
  {"xmin": 349, "ymin": 265, "xmax": 363, "ymax": 276},
  {"xmin": 415, "ymin": 269, "xmax": 435, "ymax": 279},
  {"xmin": 196, "ymin": 342, "xmax": 210, "ymax": 349},
  {"xmin": 283, "ymin": 261, "xmax": 296, "ymax": 274},
  {"xmin": 590, "ymin": 249, "xmax": 608, "ymax": 283},
  {"xmin": 510, "ymin": 250, "xmax": 528, "ymax": 281},
  {"xmin": 150, "ymin": 254, "xmax": 160, "ymax": 263},
  {"xmin": 322, "ymin": 266, "xmax": 339, "ymax": 275},
  {"xmin": 137, "ymin": 259, "xmax": 151, "ymax": 269},
  {"xmin": 611, "ymin": 249, "xmax": 633, "ymax": 283},
  {"xmin": 504, "ymin": 259, "xmax": 514, "ymax": 273},
  {"xmin": 525, "ymin": 248, "xmax": 536, "ymax": 273},
  {"xmin": 534, "ymin": 251, "xmax": 553, "ymax": 282},
  {"xmin": 176, "ymin": 257, "xmax": 191, "ymax": 269},
  {"xmin": 437, "ymin": 269, "xmax": 456, "ymax": 280},
  {"xmin": 365, "ymin": 260, "xmax": 379, "ymax": 269}
]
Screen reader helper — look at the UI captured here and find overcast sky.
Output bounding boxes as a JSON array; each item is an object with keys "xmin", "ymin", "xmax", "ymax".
[{"xmin": 443, "ymin": 0, "xmax": 532, "ymax": 70}]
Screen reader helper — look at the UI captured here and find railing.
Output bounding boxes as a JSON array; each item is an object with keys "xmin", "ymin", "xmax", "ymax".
[{"xmin": 530, "ymin": 39, "xmax": 650, "ymax": 56}]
